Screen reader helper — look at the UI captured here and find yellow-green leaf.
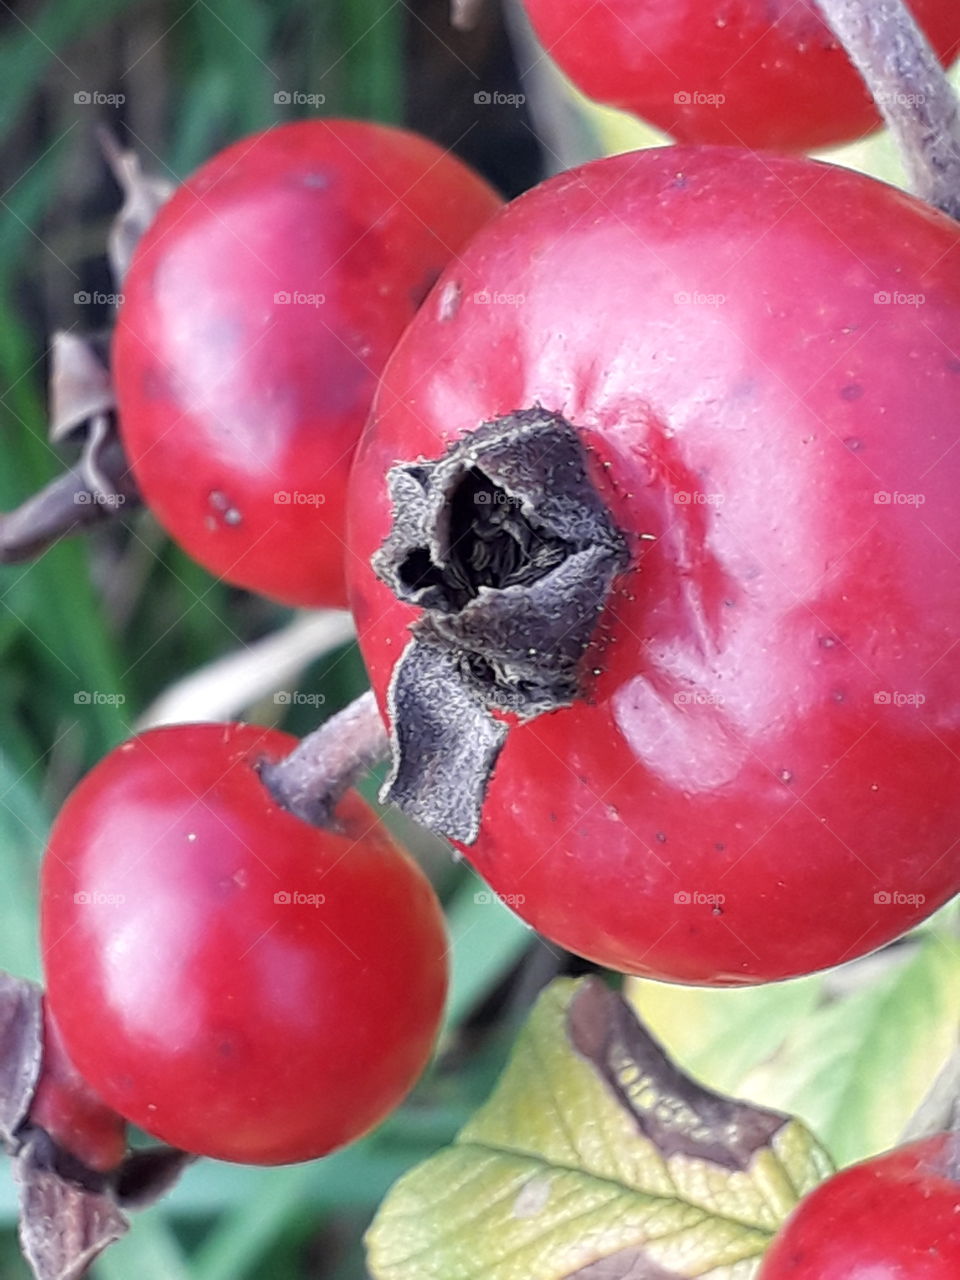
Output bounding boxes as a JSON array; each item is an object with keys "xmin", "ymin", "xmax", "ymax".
[
  {"xmin": 367, "ymin": 979, "xmax": 832, "ymax": 1280},
  {"xmin": 625, "ymin": 972, "xmax": 824, "ymax": 1098}
]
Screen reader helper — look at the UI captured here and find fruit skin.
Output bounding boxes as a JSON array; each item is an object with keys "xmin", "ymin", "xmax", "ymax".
[
  {"xmin": 521, "ymin": 0, "xmax": 960, "ymax": 152},
  {"xmin": 30, "ymin": 1002, "xmax": 127, "ymax": 1173},
  {"xmin": 758, "ymin": 1134, "xmax": 960, "ymax": 1277},
  {"xmin": 113, "ymin": 120, "xmax": 501, "ymax": 609},
  {"xmin": 41, "ymin": 722, "xmax": 448, "ymax": 1165},
  {"xmin": 347, "ymin": 145, "xmax": 960, "ymax": 985}
]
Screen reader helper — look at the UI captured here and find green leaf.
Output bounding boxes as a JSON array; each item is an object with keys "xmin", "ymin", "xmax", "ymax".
[
  {"xmin": 367, "ymin": 979, "xmax": 832, "ymax": 1280},
  {"xmin": 443, "ymin": 870, "xmax": 534, "ymax": 1032},
  {"xmin": 92, "ymin": 1210, "xmax": 191, "ymax": 1280},
  {"xmin": 337, "ymin": 0, "xmax": 403, "ymax": 123},
  {"xmin": 626, "ymin": 972, "xmax": 824, "ymax": 1097},
  {"xmin": 0, "ymin": 751, "xmax": 49, "ymax": 979},
  {"xmin": 0, "ymin": 0, "xmax": 142, "ymax": 137},
  {"xmin": 741, "ymin": 932, "xmax": 960, "ymax": 1167},
  {"xmin": 189, "ymin": 1164, "xmax": 321, "ymax": 1280}
]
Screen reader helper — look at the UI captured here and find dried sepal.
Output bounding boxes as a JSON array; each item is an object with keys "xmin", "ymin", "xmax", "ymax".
[
  {"xmin": 373, "ymin": 409, "xmax": 628, "ymax": 841},
  {"xmin": 0, "ymin": 975, "xmax": 43, "ymax": 1152},
  {"xmin": 48, "ymin": 333, "xmax": 114, "ymax": 444},
  {"xmin": 16, "ymin": 1132, "xmax": 128, "ymax": 1280},
  {"xmin": 99, "ymin": 128, "xmax": 175, "ymax": 285}
]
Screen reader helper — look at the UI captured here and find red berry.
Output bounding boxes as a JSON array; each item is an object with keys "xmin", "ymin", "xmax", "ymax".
[
  {"xmin": 758, "ymin": 1133, "xmax": 960, "ymax": 1277},
  {"xmin": 113, "ymin": 121, "xmax": 501, "ymax": 609},
  {"xmin": 347, "ymin": 145, "xmax": 960, "ymax": 984},
  {"xmin": 41, "ymin": 723, "xmax": 448, "ymax": 1164},
  {"xmin": 520, "ymin": 0, "xmax": 960, "ymax": 152},
  {"xmin": 30, "ymin": 1002, "xmax": 126, "ymax": 1173}
]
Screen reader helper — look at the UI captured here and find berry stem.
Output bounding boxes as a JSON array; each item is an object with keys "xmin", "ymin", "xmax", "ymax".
[
  {"xmin": 814, "ymin": 0, "xmax": 960, "ymax": 219},
  {"xmin": 0, "ymin": 433, "xmax": 138, "ymax": 564},
  {"xmin": 260, "ymin": 690, "xmax": 389, "ymax": 828}
]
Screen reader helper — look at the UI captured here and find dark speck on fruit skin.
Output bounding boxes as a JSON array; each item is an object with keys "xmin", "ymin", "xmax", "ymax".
[
  {"xmin": 302, "ymin": 172, "xmax": 330, "ymax": 189},
  {"xmin": 843, "ymin": 436, "xmax": 863, "ymax": 451},
  {"xmin": 412, "ymin": 267, "xmax": 442, "ymax": 310},
  {"xmin": 840, "ymin": 383, "xmax": 864, "ymax": 402},
  {"xmin": 715, "ymin": 842, "xmax": 725, "ymax": 852},
  {"xmin": 819, "ymin": 635, "xmax": 841, "ymax": 650},
  {"xmin": 655, "ymin": 832, "xmax": 667, "ymax": 844}
]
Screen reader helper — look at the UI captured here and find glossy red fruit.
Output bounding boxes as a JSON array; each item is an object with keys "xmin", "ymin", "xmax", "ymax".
[
  {"xmin": 758, "ymin": 1133, "xmax": 960, "ymax": 1277},
  {"xmin": 521, "ymin": 0, "xmax": 960, "ymax": 152},
  {"xmin": 30, "ymin": 1003, "xmax": 126, "ymax": 1172},
  {"xmin": 347, "ymin": 145, "xmax": 960, "ymax": 984},
  {"xmin": 114, "ymin": 121, "xmax": 501, "ymax": 609},
  {"xmin": 41, "ymin": 723, "xmax": 448, "ymax": 1164}
]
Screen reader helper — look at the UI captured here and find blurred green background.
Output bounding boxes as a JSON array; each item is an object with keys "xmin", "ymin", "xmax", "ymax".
[
  {"xmin": 0, "ymin": 2, "xmax": 565, "ymax": 1275},
  {"xmin": 0, "ymin": 1, "xmax": 958, "ymax": 1276}
]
